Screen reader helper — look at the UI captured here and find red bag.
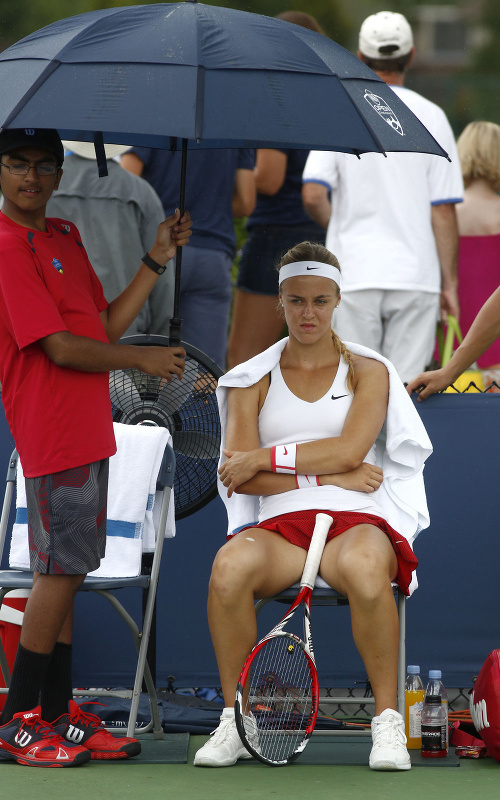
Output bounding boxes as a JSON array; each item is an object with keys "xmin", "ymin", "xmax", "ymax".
[{"xmin": 470, "ymin": 650, "xmax": 500, "ymax": 762}]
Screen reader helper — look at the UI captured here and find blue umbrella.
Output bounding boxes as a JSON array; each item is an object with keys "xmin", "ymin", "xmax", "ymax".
[{"xmin": 0, "ymin": 0, "xmax": 449, "ymax": 343}]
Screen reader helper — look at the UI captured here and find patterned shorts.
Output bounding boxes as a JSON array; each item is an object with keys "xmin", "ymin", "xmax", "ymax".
[
  {"xmin": 25, "ymin": 459, "xmax": 109, "ymax": 575},
  {"xmin": 233, "ymin": 509, "xmax": 418, "ymax": 596}
]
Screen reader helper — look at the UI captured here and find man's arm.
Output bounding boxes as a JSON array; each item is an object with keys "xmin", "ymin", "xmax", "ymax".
[
  {"xmin": 407, "ymin": 284, "xmax": 500, "ymax": 399},
  {"xmin": 40, "ymin": 331, "xmax": 186, "ymax": 382},
  {"xmin": 253, "ymin": 149, "xmax": 287, "ymax": 195},
  {"xmin": 431, "ymin": 202, "xmax": 460, "ymax": 322},
  {"xmin": 100, "ymin": 209, "xmax": 191, "ymax": 343},
  {"xmin": 302, "ymin": 181, "xmax": 331, "ymax": 229},
  {"xmin": 120, "ymin": 152, "xmax": 145, "ymax": 176},
  {"xmin": 232, "ymin": 168, "xmax": 256, "ymax": 218}
]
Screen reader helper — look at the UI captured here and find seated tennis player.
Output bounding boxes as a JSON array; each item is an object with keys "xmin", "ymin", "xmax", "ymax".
[{"xmin": 194, "ymin": 241, "xmax": 432, "ymax": 770}]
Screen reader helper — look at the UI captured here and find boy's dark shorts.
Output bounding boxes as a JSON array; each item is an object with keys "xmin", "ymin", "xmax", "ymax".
[{"xmin": 25, "ymin": 459, "xmax": 109, "ymax": 575}]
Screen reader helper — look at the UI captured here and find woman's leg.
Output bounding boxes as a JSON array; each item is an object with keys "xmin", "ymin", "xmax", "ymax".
[
  {"xmin": 319, "ymin": 524, "xmax": 399, "ymax": 715},
  {"xmin": 226, "ymin": 289, "xmax": 285, "ymax": 370},
  {"xmin": 208, "ymin": 528, "xmax": 306, "ymax": 706}
]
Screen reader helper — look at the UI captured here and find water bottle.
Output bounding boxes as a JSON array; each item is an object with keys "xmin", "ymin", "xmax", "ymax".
[
  {"xmin": 426, "ymin": 670, "xmax": 449, "ymax": 745},
  {"xmin": 404, "ymin": 665, "xmax": 425, "ymax": 749},
  {"xmin": 421, "ymin": 695, "xmax": 447, "ymax": 757}
]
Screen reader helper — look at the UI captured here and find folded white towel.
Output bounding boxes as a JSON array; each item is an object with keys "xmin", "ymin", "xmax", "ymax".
[
  {"xmin": 9, "ymin": 422, "xmax": 175, "ymax": 579},
  {"xmin": 9, "ymin": 465, "xmax": 29, "ymax": 571},
  {"xmin": 91, "ymin": 422, "xmax": 174, "ymax": 577}
]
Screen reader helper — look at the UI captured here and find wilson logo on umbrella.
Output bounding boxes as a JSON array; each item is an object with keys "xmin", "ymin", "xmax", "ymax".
[{"xmin": 364, "ymin": 90, "xmax": 404, "ymax": 136}]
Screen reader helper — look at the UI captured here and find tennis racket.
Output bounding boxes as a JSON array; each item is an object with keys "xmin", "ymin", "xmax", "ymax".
[{"xmin": 234, "ymin": 511, "xmax": 333, "ymax": 766}]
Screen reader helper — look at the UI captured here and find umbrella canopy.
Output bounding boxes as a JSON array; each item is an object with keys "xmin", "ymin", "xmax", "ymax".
[{"xmin": 0, "ymin": 1, "xmax": 448, "ymax": 159}]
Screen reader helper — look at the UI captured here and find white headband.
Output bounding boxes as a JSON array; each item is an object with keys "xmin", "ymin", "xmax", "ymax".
[{"xmin": 278, "ymin": 261, "xmax": 342, "ymax": 289}]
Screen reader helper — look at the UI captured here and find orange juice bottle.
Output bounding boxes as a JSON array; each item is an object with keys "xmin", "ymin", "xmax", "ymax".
[{"xmin": 405, "ymin": 665, "xmax": 425, "ymax": 749}]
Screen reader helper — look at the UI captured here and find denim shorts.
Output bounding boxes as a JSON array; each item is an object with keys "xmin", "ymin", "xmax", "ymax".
[{"xmin": 236, "ymin": 222, "xmax": 325, "ymax": 296}]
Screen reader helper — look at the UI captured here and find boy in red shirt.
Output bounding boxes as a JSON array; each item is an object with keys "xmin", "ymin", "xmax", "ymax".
[{"xmin": 0, "ymin": 128, "xmax": 192, "ymax": 766}]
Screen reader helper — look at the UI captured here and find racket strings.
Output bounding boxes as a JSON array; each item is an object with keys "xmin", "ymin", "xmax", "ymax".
[{"xmin": 244, "ymin": 634, "xmax": 315, "ymax": 763}]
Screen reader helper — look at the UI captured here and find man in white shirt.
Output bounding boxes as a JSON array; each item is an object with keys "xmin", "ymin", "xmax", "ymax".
[{"xmin": 302, "ymin": 11, "xmax": 463, "ymax": 382}]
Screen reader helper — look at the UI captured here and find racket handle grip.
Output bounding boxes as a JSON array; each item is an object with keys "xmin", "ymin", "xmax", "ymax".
[{"xmin": 301, "ymin": 512, "xmax": 333, "ymax": 589}]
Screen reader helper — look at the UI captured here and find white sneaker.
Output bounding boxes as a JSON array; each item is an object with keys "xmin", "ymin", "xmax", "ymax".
[
  {"xmin": 194, "ymin": 707, "xmax": 257, "ymax": 767},
  {"xmin": 369, "ymin": 708, "xmax": 411, "ymax": 771}
]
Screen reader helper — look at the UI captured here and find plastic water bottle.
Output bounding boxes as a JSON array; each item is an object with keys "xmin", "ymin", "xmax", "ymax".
[
  {"xmin": 421, "ymin": 695, "xmax": 447, "ymax": 757},
  {"xmin": 404, "ymin": 665, "xmax": 425, "ymax": 749},
  {"xmin": 426, "ymin": 670, "xmax": 449, "ymax": 746}
]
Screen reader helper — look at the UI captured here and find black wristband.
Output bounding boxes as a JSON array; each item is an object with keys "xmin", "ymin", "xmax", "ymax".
[{"xmin": 142, "ymin": 252, "xmax": 166, "ymax": 275}]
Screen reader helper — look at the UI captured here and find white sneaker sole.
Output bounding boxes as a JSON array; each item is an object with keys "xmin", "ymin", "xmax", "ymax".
[
  {"xmin": 194, "ymin": 749, "xmax": 253, "ymax": 767},
  {"xmin": 369, "ymin": 758, "xmax": 411, "ymax": 771}
]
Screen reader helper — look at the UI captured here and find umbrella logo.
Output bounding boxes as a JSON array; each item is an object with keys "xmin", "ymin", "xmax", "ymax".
[
  {"xmin": 363, "ymin": 90, "xmax": 404, "ymax": 136},
  {"xmin": 52, "ymin": 258, "xmax": 63, "ymax": 274}
]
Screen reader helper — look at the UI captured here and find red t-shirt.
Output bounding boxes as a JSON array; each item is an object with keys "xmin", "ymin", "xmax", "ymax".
[{"xmin": 0, "ymin": 213, "xmax": 117, "ymax": 476}]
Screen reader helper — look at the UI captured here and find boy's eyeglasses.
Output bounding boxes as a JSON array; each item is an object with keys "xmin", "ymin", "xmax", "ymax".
[{"xmin": 0, "ymin": 161, "xmax": 59, "ymax": 176}]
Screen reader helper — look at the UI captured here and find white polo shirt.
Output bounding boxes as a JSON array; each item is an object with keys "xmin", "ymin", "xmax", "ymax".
[{"xmin": 303, "ymin": 85, "xmax": 464, "ymax": 294}]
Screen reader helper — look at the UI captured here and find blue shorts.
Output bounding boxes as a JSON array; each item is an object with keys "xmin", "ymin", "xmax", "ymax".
[{"xmin": 236, "ymin": 222, "xmax": 325, "ymax": 296}]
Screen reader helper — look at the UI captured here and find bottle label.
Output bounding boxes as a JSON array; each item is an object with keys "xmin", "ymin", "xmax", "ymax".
[
  {"xmin": 421, "ymin": 724, "xmax": 447, "ymax": 752},
  {"xmin": 409, "ymin": 701, "xmax": 424, "ymax": 738}
]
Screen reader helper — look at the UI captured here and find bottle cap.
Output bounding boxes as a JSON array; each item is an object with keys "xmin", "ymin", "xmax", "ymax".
[
  {"xmin": 407, "ymin": 665, "xmax": 420, "ymax": 674},
  {"xmin": 429, "ymin": 670, "xmax": 442, "ymax": 679},
  {"xmin": 425, "ymin": 695, "xmax": 441, "ymax": 703}
]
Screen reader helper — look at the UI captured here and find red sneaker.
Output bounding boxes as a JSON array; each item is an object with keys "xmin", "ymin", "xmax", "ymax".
[
  {"xmin": 52, "ymin": 700, "xmax": 141, "ymax": 760},
  {"xmin": 0, "ymin": 707, "xmax": 90, "ymax": 767}
]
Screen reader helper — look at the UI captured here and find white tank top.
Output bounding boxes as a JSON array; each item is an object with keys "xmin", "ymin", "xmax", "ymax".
[{"xmin": 258, "ymin": 355, "xmax": 382, "ymax": 521}]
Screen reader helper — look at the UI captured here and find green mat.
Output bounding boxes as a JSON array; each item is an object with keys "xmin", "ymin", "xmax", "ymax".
[
  {"xmin": 299, "ymin": 735, "xmax": 460, "ymax": 767},
  {"xmin": 118, "ymin": 733, "xmax": 189, "ymax": 764}
]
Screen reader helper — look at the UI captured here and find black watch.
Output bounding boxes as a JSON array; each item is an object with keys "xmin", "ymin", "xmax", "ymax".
[{"xmin": 142, "ymin": 252, "xmax": 166, "ymax": 275}]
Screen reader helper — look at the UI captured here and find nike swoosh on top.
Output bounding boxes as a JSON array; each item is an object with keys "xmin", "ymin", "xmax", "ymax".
[{"xmin": 331, "ymin": 394, "xmax": 348, "ymax": 400}]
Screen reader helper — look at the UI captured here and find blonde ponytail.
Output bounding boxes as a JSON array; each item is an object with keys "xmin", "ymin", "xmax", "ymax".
[{"xmin": 331, "ymin": 329, "xmax": 355, "ymax": 394}]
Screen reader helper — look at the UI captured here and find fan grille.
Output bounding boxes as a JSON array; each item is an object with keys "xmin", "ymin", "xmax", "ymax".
[{"xmin": 110, "ymin": 340, "xmax": 222, "ymax": 519}]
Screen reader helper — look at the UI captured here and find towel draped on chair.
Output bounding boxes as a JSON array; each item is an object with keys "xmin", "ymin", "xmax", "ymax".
[{"xmin": 10, "ymin": 422, "xmax": 175, "ymax": 578}]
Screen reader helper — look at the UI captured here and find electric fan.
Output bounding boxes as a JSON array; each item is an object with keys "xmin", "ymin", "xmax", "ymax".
[{"xmin": 109, "ymin": 334, "xmax": 223, "ymax": 520}]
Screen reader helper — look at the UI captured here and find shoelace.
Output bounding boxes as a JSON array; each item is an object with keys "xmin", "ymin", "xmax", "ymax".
[
  {"xmin": 69, "ymin": 703, "xmax": 105, "ymax": 731},
  {"xmin": 373, "ymin": 714, "xmax": 405, "ymax": 745},
  {"xmin": 20, "ymin": 714, "xmax": 62, "ymax": 742},
  {"xmin": 209, "ymin": 717, "xmax": 234, "ymax": 743}
]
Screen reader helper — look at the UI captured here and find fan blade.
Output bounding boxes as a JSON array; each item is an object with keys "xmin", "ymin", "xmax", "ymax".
[
  {"xmin": 109, "ymin": 370, "xmax": 142, "ymax": 410},
  {"xmin": 157, "ymin": 357, "xmax": 198, "ymax": 415},
  {"xmin": 173, "ymin": 431, "xmax": 220, "ymax": 460}
]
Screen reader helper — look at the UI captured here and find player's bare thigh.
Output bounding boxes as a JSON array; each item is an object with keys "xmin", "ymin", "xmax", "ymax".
[
  {"xmin": 210, "ymin": 527, "xmax": 307, "ymax": 600},
  {"xmin": 318, "ymin": 524, "xmax": 398, "ymax": 596}
]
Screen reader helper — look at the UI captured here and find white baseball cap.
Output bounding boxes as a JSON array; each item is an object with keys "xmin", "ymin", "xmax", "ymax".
[
  {"xmin": 359, "ymin": 11, "xmax": 413, "ymax": 60},
  {"xmin": 62, "ymin": 140, "xmax": 131, "ymax": 159}
]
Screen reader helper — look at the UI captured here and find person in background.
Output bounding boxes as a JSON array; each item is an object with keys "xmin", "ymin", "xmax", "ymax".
[
  {"xmin": 47, "ymin": 141, "xmax": 173, "ymax": 338},
  {"xmin": 302, "ymin": 11, "xmax": 463, "ymax": 383},
  {"xmin": 226, "ymin": 11, "xmax": 326, "ymax": 370},
  {"xmin": 121, "ymin": 146, "xmax": 255, "ymax": 368},
  {"xmin": 455, "ymin": 121, "xmax": 500, "ymax": 389}
]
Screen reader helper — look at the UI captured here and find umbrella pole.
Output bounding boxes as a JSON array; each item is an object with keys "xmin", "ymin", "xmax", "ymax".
[{"xmin": 168, "ymin": 137, "xmax": 188, "ymax": 347}]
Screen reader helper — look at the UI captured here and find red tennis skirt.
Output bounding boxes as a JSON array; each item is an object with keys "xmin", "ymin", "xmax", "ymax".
[{"xmin": 232, "ymin": 509, "xmax": 417, "ymax": 596}]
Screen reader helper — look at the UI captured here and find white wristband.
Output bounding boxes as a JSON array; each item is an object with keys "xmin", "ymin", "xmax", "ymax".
[
  {"xmin": 271, "ymin": 443, "xmax": 297, "ymax": 474},
  {"xmin": 296, "ymin": 474, "xmax": 320, "ymax": 489}
]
